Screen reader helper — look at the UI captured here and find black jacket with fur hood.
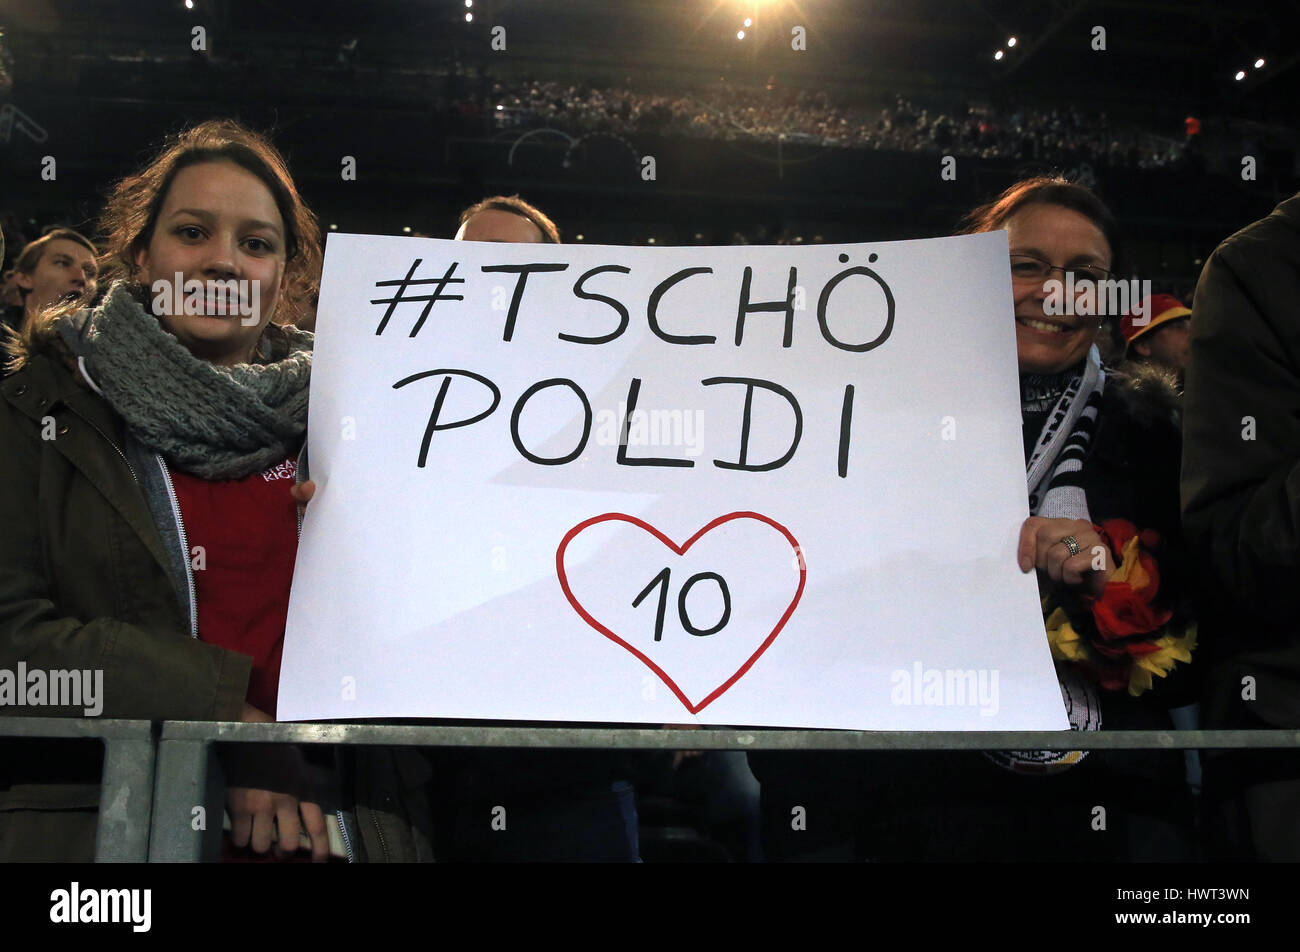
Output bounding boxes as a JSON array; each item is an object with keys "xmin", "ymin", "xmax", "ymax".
[
  {"xmin": 1052, "ymin": 361, "xmax": 1196, "ymax": 750},
  {"xmin": 748, "ymin": 360, "xmax": 1197, "ymax": 861}
]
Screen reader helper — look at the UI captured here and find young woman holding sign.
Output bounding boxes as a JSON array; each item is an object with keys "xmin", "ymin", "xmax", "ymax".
[
  {"xmin": 0, "ymin": 119, "xmax": 431, "ymax": 862},
  {"xmin": 751, "ymin": 177, "xmax": 1198, "ymax": 861}
]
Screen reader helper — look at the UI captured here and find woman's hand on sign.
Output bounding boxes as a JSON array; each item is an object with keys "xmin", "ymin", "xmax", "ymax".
[
  {"xmin": 1017, "ymin": 516, "xmax": 1114, "ymax": 600},
  {"xmin": 290, "ymin": 479, "xmax": 316, "ymax": 507},
  {"xmin": 240, "ymin": 702, "xmax": 273, "ymax": 723}
]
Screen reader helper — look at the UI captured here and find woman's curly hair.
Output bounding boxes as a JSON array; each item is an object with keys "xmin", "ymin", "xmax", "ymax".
[{"xmin": 97, "ymin": 118, "xmax": 322, "ymax": 325}]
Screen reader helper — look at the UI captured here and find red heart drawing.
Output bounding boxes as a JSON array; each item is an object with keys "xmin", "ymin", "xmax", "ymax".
[{"xmin": 556, "ymin": 511, "xmax": 806, "ymax": 713}]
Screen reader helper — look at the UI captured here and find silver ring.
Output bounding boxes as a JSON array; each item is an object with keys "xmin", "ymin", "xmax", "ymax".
[{"xmin": 1061, "ymin": 535, "xmax": 1081, "ymax": 557}]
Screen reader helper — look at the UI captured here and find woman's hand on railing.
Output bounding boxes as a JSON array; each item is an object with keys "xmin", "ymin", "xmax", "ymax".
[
  {"xmin": 227, "ymin": 702, "xmax": 330, "ymax": 861},
  {"xmin": 226, "ymin": 787, "xmax": 330, "ymax": 862},
  {"xmin": 666, "ymin": 722, "xmax": 703, "ymax": 769}
]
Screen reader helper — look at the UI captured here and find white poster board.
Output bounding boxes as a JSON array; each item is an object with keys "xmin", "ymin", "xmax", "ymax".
[{"xmin": 278, "ymin": 233, "xmax": 1067, "ymax": 730}]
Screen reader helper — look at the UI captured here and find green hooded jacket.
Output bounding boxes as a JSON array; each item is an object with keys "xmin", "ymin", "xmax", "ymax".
[{"xmin": 0, "ymin": 322, "xmax": 432, "ymax": 861}]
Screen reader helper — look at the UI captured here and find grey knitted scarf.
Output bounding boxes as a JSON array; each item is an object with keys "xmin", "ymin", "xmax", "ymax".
[{"xmin": 55, "ymin": 281, "xmax": 312, "ymax": 480}]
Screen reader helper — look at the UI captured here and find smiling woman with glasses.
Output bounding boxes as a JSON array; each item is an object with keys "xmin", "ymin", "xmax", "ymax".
[
  {"xmin": 1008, "ymin": 252, "xmax": 1113, "ymax": 287},
  {"xmin": 966, "ymin": 180, "xmax": 1121, "ymax": 376},
  {"xmin": 753, "ymin": 177, "xmax": 1200, "ymax": 863},
  {"xmin": 915, "ymin": 176, "xmax": 1197, "ymax": 860}
]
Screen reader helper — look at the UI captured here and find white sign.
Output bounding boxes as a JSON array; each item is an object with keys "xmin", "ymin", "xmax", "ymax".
[{"xmin": 278, "ymin": 233, "xmax": 1067, "ymax": 730}]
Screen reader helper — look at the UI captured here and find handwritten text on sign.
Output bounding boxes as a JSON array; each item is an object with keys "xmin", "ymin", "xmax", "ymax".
[{"xmin": 278, "ymin": 234, "xmax": 1067, "ymax": 730}]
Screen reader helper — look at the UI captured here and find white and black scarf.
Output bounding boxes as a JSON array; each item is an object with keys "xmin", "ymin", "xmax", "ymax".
[
  {"xmin": 987, "ymin": 344, "xmax": 1107, "ymax": 775},
  {"xmin": 1026, "ymin": 345, "xmax": 1105, "ymax": 521}
]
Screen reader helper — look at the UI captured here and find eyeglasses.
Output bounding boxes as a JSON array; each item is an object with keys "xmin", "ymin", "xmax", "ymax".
[{"xmin": 1009, "ymin": 253, "xmax": 1112, "ymax": 286}]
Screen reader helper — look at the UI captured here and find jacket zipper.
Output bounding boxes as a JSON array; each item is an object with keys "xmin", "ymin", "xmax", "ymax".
[
  {"xmin": 70, "ymin": 357, "xmax": 139, "ymax": 485},
  {"xmin": 156, "ymin": 455, "xmax": 199, "ymax": 639},
  {"xmin": 154, "ymin": 445, "xmax": 325, "ymax": 855},
  {"xmin": 75, "ymin": 411, "xmax": 139, "ymax": 485},
  {"xmin": 369, "ymin": 808, "xmax": 392, "ymax": 862},
  {"xmin": 337, "ymin": 810, "xmax": 356, "ymax": 863}
]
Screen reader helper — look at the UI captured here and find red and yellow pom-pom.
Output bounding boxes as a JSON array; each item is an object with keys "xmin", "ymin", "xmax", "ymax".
[{"xmin": 1043, "ymin": 519, "xmax": 1194, "ymax": 696}]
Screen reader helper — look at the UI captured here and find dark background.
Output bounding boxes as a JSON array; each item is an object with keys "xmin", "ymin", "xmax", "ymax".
[{"xmin": 1, "ymin": 0, "xmax": 1297, "ymax": 299}]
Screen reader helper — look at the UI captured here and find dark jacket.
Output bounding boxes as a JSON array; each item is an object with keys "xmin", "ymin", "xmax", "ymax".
[
  {"xmin": 1180, "ymin": 191, "xmax": 1300, "ymax": 859},
  {"xmin": 1063, "ymin": 362, "xmax": 1195, "ymax": 715},
  {"xmin": 2, "ymin": 305, "xmax": 25, "ymax": 341},
  {"xmin": 1182, "ymin": 192, "xmax": 1300, "ymax": 733},
  {"xmin": 0, "ymin": 327, "xmax": 432, "ymax": 861}
]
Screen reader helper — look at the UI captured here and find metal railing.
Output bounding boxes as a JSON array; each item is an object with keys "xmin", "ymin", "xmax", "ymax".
[
  {"xmin": 5, "ymin": 717, "xmax": 1300, "ymax": 862},
  {"xmin": 0, "ymin": 717, "xmax": 156, "ymax": 862}
]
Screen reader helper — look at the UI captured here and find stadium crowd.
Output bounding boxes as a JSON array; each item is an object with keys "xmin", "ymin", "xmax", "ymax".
[{"xmin": 484, "ymin": 80, "xmax": 1188, "ymax": 169}]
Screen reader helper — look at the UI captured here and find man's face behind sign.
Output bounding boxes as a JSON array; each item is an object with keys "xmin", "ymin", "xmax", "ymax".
[{"xmin": 455, "ymin": 208, "xmax": 545, "ymax": 244}]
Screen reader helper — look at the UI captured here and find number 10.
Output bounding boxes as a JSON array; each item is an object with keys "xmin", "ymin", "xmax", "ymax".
[{"xmin": 632, "ymin": 567, "xmax": 732, "ymax": 641}]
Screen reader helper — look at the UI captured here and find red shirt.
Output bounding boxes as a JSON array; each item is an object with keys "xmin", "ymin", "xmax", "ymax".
[{"xmin": 169, "ymin": 457, "xmax": 300, "ymax": 717}]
